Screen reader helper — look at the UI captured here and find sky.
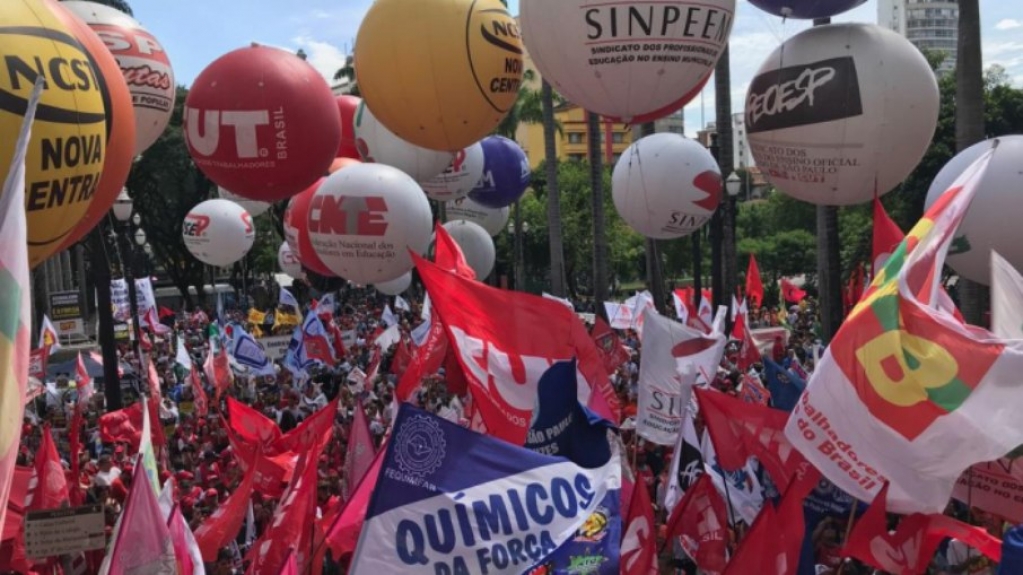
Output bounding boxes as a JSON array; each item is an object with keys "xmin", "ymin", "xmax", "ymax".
[{"xmin": 140, "ymin": 0, "xmax": 1023, "ymax": 137}]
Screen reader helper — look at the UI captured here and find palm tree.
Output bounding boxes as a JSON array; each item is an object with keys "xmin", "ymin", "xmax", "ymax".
[
  {"xmin": 588, "ymin": 110, "xmax": 609, "ymax": 314},
  {"xmin": 333, "ymin": 53, "xmax": 359, "ymax": 96},
  {"xmin": 715, "ymin": 45, "xmax": 738, "ymax": 318},
  {"xmin": 639, "ymin": 123, "xmax": 667, "ymax": 314},
  {"xmin": 543, "ymin": 80, "xmax": 568, "ymax": 297},
  {"xmin": 956, "ymin": 0, "xmax": 986, "ymax": 324}
]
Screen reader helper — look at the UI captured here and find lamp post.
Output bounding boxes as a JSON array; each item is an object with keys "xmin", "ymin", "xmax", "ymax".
[
  {"xmin": 111, "ymin": 190, "xmax": 146, "ymax": 376},
  {"xmin": 724, "ymin": 171, "xmax": 742, "ymax": 328}
]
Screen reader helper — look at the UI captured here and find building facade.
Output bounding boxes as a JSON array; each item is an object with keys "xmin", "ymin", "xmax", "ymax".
[
  {"xmin": 518, "ymin": 103, "xmax": 634, "ymax": 169},
  {"xmin": 879, "ymin": 0, "xmax": 959, "ymax": 73}
]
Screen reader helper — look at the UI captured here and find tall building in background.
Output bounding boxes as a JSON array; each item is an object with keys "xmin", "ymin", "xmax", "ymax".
[
  {"xmin": 878, "ymin": 0, "xmax": 959, "ymax": 74},
  {"xmin": 732, "ymin": 113, "xmax": 752, "ymax": 170}
]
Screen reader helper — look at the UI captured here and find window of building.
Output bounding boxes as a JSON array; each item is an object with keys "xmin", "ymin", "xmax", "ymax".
[
  {"xmin": 568, "ymin": 153, "xmax": 585, "ymax": 162},
  {"xmin": 567, "ymin": 132, "xmax": 584, "ymax": 144},
  {"xmin": 612, "ymin": 132, "xmax": 625, "ymax": 144}
]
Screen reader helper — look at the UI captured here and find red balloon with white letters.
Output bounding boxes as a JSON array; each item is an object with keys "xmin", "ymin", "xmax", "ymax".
[{"xmin": 184, "ymin": 45, "xmax": 341, "ymax": 201}]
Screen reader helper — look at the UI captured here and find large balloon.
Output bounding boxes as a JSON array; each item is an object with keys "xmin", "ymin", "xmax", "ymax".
[
  {"xmin": 422, "ymin": 142, "xmax": 485, "ymax": 202},
  {"xmin": 355, "ymin": 0, "xmax": 523, "ymax": 151},
  {"xmin": 746, "ymin": 23, "xmax": 938, "ymax": 206},
  {"xmin": 612, "ymin": 134, "xmax": 720, "ymax": 239},
  {"xmin": 520, "ymin": 0, "xmax": 733, "ymax": 123},
  {"xmin": 283, "ymin": 179, "xmax": 334, "ymax": 277},
  {"xmin": 182, "ymin": 199, "xmax": 255, "ymax": 266},
  {"xmin": 185, "ymin": 45, "xmax": 341, "ymax": 201},
  {"xmin": 467, "ymin": 136, "xmax": 530, "ymax": 209},
  {"xmin": 2, "ymin": 0, "xmax": 108, "ymax": 267},
  {"xmin": 336, "ymin": 95, "xmax": 361, "ymax": 159},
  {"xmin": 62, "ymin": 1, "xmax": 175, "ymax": 156},
  {"xmin": 307, "ymin": 163, "xmax": 433, "ymax": 284},
  {"xmin": 218, "ymin": 187, "xmax": 270, "ymax": 216},
  {"xmin": 374, "ymin": 272, "xmax": 412, "ymax": 296},
  {"xmin": 353, "ymin": 101, "xmax": 454, "ymax": 182},
  {"xmin": 49, "ymin": 0, "xmax": 137, "ymax": 253},
  {"xmin": 748, "ymin": 0, "xmax": 867, "ymax": 19},
  {"xmin": 924, "ymin": 136, "xmax": 1023, "ymax": 285},
  {"xmin": 443, "ymin": 220, "xmax": 496, "ymax": 279},
  {"xmin": 444, "ymin": 196, "xmax": 509, "ymax": 237},
  {"xmin": 277, "ymin": 242, "xmax": 304, "ymax": 278}
]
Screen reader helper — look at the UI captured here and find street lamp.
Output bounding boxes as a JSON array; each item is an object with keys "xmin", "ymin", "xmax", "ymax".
[
  {"xmin": 111, "ymin": 192, "xmax": 146, "ymax": 374},
  {"xmin": 726, "ymin": 172, "xmax": 742, "ymax": 198}
]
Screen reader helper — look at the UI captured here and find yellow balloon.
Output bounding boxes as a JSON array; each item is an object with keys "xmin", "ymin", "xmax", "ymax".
[
  {"xmin": 1, "ymin": 0, "xmax": 108, "ymax": 266},
  {"xmin": 355, "ymin": 0, "xmax": 523, "ymax": 152}
]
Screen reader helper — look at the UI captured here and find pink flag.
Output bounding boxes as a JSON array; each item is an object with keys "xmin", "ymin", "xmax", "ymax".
[
  {"xmin": 343, "ymin": 403, "xmax": 376, "ymax": 500},
  {"xmin": 168, "ymin": 505, "xmax": 203, "ymax": 575},
  {"xmin": 75, "ymin": 352, "xmax": 94, "ymax": 405},
  {"xmin": 324, "ymin": 443, "xmax": 386, "ymax": 560},
  {"xmin": 102, "ymin": 460, "xmax": 176, "ymax": 574}
]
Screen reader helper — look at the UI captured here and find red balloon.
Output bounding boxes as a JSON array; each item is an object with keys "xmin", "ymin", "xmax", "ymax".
[
  {"xmin": 185, "ymin": 45, "xmax": 341, "ymax": 201},
  {"xmin": 283, "ymin": 179, "xmax": 334, "ymax": 276},
  {"xmin": 336, "ymin": 95, "xmax": 361, "ymax": 159}
]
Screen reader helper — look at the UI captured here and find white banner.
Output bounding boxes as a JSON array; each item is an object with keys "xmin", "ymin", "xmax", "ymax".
[
  {"xmin": 636, "ymin": 307, "xmax": 726, "ymax": 445},
  {"xmin": 110, "ymin": 278, "xmax": 156, "ymax": 321},
  {"xmin": 952, "ymin": 458, "xmax": 1023, "ymax": 523},
  {"xmin": 260, "ymin": 335, "xmax": 292, "ymax": 361}
]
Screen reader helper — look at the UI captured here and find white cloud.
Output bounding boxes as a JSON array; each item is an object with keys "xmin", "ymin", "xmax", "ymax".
[
  {"xmin": 996, "ymin": 19, "xmax": 1022, "ymax": 31},
  {"xmin": 291, "ymin": 36, "xmax": 349, "ymax": 84}
]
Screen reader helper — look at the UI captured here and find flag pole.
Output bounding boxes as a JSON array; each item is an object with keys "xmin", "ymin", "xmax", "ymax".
[{"xmin": 835, "ymin": 497, "xmax": 858, "ymax": 575}]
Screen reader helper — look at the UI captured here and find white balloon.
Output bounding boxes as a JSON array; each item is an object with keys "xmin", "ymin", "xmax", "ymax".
[
  {"xmin": 307, "ymin": 163, "xmax": 433, "ymax": 284},
  {"xmin": 182, "ymin": 199, "xmax": 255, "ymax": 266},
  {"xmin": 277, "ymin": 242, "xmax": 304, "ymax": 278},
  {"xmin": 612, "ymin": 134, "xmax": 721, "ymax": 239},
  {"xmin": 443, "ymin": 221, "xmax": 496, "ymax": 280},
  {"xmin": 375, "ymin": 272, "xmax": 412, "ymax": 296},
  {"xmin": 63, "ymin": 1, "xmax": 176, "ymax": 156},
  {"xmin": 218, "ymin": 186, "xmax": 271, "ymax": 216},
  {"xmin": 444, "ymin": 197, "xmax": 510, "ymax": 237},
  {"xmin": 924, "ymin": 136, "xmax": 1023, "ymax": 285},
  {"xmin": 354, "ymin": 101, "xmax": 454, "ymax": 181},
  {"xmin": 421, "ymin": 142, "xmax": 485, "ymax": 201},
  {"xmin": 746, "ymin": 23, "xmax": 939, "ymax": 205},
  {"xmin": 520, "ymin": 0, "xmax": 733, "ymax": 122}
]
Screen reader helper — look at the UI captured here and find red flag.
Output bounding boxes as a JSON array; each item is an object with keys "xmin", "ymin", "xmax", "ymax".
[
  {"xmin": 68, "ymin": 403, "xmax": 85, "ymax": 506},
  {"xmin": 226, "ymin": 424, "xmax": 294, "ymax": 497},
  {"xmin": 363, "ymin": 348, "xmax": 382, "ymax": 392},
  {"xmin": 737, "ymin": 373, "xmax": 769, "ymax": 406},
  {"xmin": 277, "ymin": 550, "xmax": 299, "ymax": 575},
  {"xmin": 844, "ymin": 483, "xmax": 1002, "ymax": 574},
  {"xmin": 247, "ymin": 449, "xmax": 325, "ymax": 573},
  {"xmin": 190, "ymin": 366, "xmax": 208, "ymax": 418},
  {"xmin": 274, "ymin": 399, "xmax": 338, "ymax": 455},
  {"xmin": 389, "ymin": 338, "xmax": 411, "ymax": 376},
  {"xmin": 395, "ymin": 319, "xmax": 448, "ymax": 402},
  {"xmin": 695, "ymin": 388, "xmax": 806, "ymax": 493},
  {"xmin": 168, "ymin": 505, "xmax": 202, "ymax": 575},
  {"xmin": 664, "ymin": 473, "xmax": 728, "ymax": 574},
  {"xmin": 28, "ymin": 347, "xmax": 48, "ymax": 383},
  {"xmin": 780, "ymin": 278, "xmax": 806, "ymax": 304},
  {"xmin": 342, "ymin": 403, "xmax": 375, "ymax": 500},
  {"xmin": 194, "ymin": 462, "xmax": 257, "ymax": 562},
  {"xmin": 328, "ymin": 321, "xmax": 347, "ymax": 359},
  {"xmin": 205, "ymin": 344, "xmax": 233, "ymax": 400},
  {"xmin": 1, "ymin": 467, "xmax": 31, "ymax": 542},
  {"xmin": 227, "ymin": 397, "xmax": 283, "ymax": 446},
  {"xmin": 590, "ymin": 316, "xmax": 630, "ymax": 375},
  {"xmin": 872, "ymin": 195, "xmax": 904, "ymax": 275},
  {"xmin": 735, "ymin": 318, "xmax": 762, "ymax": 372},
  {"xmin": 99, "ymin": 402, "xmax": 144, "ymax": 446},
  {"xmin": 415, "ymin": 253, "xmax": 618, "ymax": 444},
  {"xmin": 75, "ymin": 352, "xmax": 94, "ymax": 405},
  {"xmin": 434, "ymin": 221, "xmax": 476, "ymax": 279},
  {"xmin": 27, "ymin": 427, "xmax": 68, "ymax": 511},
  {"xmin": 620, "ymin": 466, "xmax": 658, "ymax": 575},
  {"xmin": 745, "ymin": 254, "xmax": 763, "ymax": 310},
  {"xmin": 324, "ymin": 444, "xmax": 385, "ymax": 560}
]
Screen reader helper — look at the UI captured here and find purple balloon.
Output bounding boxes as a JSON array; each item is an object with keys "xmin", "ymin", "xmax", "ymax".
[
  {"xmin": 467, "ymin": 136, "xmax": 530, "ymax": 209},
  {"xmin": 748, "ymin": 0, "xmax": 867, "ymax": 19}
]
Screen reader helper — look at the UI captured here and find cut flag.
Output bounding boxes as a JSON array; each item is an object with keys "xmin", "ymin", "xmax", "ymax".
[{"xmin": 784, "ymin": 146, "xmax": 1023, "ymax": 513}]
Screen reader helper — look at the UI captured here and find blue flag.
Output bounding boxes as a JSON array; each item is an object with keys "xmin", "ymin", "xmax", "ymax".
[
  {"xmin": 1000, "ymin": 524, "xmax": 1023, "ymax": 574},
  {"xmin": 350, "ymin": 404, "xmax": 620, "ymax": 575},
  {"xmin": 231, "ymin": 329, "xmax": 276, "ymax": 377},
  {"xmin": 524, "ymin": 359, "xmax": 621, "ymax": 574},
  {"xmin": 525, "ymin": 359, "xmax": 615, "ymax": 469},
  {"xmin": 763, "ymin": 357, "xmax": 806, "ymax": 412}
]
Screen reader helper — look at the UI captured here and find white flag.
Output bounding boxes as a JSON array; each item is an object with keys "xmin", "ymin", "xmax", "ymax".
[
  {"xmin": 394, "ymin": 295, "xmax": 411, "ymax": 312},
  {"xmin": 992, "ymin": 251, "xmax": 1023, "ymax": 339},
  {"xmin": 175, "ymin": 335, "xmax": 193, "ymax": 370},
  {"xmin": 636, "ymin": 307, "xmax": 726, "ymax": 445},
  {"xmin": 279, "ymin": 287, "xmax": 299, "ymax": 310},
  {"xmin": 382, "ymin": 304, "xmax": 398, "ymax": 327},
  {"xmin": 39, "ymin": 314, "xmax": 61, "ymax": 352},
  {"xmin": 374, "ymin": 323, "xmax": 402, "ymax": 350}
]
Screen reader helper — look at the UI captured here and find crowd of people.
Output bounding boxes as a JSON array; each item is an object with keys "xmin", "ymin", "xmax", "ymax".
[{"xmin": 6, "ymin": 285, "xmax": 1006, "ymax": 574}]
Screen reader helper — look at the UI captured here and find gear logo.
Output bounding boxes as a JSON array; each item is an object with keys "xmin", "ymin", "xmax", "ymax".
[{"xmin": 394, "ymin": 415, "xmax": 447, "ymax": 478}]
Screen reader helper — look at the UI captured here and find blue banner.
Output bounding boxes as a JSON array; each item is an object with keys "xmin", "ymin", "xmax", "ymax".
[
  {"xmin": 763, "ymin": 357, "xmax": 806, "ymax": 412},
  {"xmin": 350, "ymin": 405, "xmax": 620, "ymax": 575}
]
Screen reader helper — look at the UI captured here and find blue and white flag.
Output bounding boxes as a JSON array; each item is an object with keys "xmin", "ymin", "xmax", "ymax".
[
  {"xmin": 349, "ymin": 404, "xmax": 621, "ymax": 575},
  {"xmin": 382, "ymin": 304, "xmax": 398, "ymax": 328},
  {"xmin": 410, "ymin": 317, "xmax": 431, "ymax": 347},
  {"xmin": 316, "ymin": 292, "xmax": 337, "ymax": 317},
  {"xmin": 395, "ymin": 295, "xmax": 411, "ymax": 313},
  {"xmin": 231, "ymin": 329, "xmax": 276, "ymax": 377},
  {"xmin": 279, "ymin": 287, "xmax": 299, "ymax": 310}
]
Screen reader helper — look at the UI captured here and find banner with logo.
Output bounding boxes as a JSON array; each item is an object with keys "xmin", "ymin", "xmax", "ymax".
[
  {"xmin": 349, "ymin": 404, "xmax": 620, "ymax": 574},
  {"xmin": 637, "ymin": 308, "xmax": 725, "ymax": 446},
  {"xmin": 952, "ymin": 458, "xmax": 1023, "ymax": 523},
  {"xmin": 48, "ymin": 291, "xmax": 84, "ymax": 336},
  {"xmin": 110, "ymin": 278, "xmax": 156, "ymax": 321},
  {"xmin": 259, "ymin": 335, "xmax": 292, "ymax": 361}
]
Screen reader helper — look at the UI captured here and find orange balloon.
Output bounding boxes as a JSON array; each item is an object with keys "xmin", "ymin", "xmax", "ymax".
[
  {"xmin": 327, "ymin": 156, "xmax": 361, "ymax": 175},
  {"xmin": 48, "ymin": 0, "xmax": 137, "ymax": 252}
]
